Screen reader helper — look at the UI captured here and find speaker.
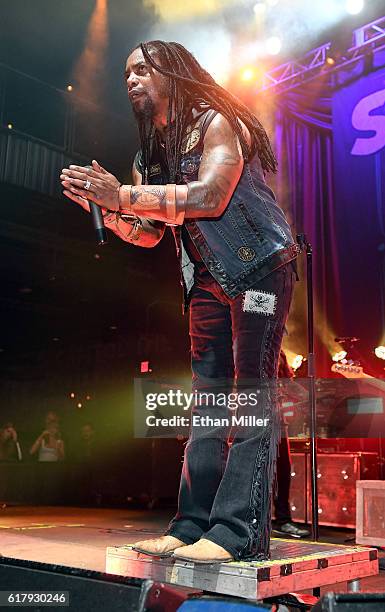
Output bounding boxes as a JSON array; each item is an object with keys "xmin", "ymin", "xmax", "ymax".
[
  {"xmin": 0, "ymin": 556, "xmax": 187, "ymax": 612},
  {"xmin": 311, "ymin": 592, "xmax": 385, "ymax": 611},
  {"xmin": 287, "ymin": 452, "xmax": 307, "ymax": 522}
]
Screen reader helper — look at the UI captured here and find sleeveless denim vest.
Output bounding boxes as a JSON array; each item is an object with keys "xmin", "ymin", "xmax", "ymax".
[{"xmin": 135, "ymin": 107, "xmax": 298, "ymax": 311}]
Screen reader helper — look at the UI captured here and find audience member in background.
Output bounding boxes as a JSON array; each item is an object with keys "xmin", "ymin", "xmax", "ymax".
[
  {"xmin": 30, "ymin": 419, "xmax": 65, "ymax": 462},
  {"xmin": 77, "ymin": 422, "xmax": 98, "ymax": 462},
  {"xmin": 45, "ymin": 411, "xmax": 60, "ymax": 428},
  {"xmin": 74, "ymin": 422, "xmax": 101, "ymax": 505},
  {"xmin": 0, "ymin": 422, "xmax": 22, "ymax": 461}
]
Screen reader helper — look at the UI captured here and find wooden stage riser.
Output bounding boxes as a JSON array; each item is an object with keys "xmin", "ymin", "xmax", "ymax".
[
  {"xmin": 106, "ymin": 542, "xmax": 378, "ymax": 600},
  {"xmin": 106, "ymin": 556, "xmax": 378, "ymax": 599}
]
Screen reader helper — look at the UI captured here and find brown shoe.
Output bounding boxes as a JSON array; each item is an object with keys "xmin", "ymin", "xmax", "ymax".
[
  {"xmin": 172, "ymin": 538, "xmax": 233, "ymax": 564},
  {"xmin": 131, "ymin": 535, "xmax": 188, "ymax": 557}
]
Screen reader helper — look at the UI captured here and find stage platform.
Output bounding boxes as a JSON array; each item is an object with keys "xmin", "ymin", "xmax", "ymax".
[
  {"xmin": 106, "ymin": 538, "xmax": 379, "ymax": 600},
  {"xmin": 0, "ymin": 505, "xmax": 383, "ymax": 602}
]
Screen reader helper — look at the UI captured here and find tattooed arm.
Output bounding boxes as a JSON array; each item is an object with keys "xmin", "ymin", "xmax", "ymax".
[
  {"xmin": 187, "ymin": 113, "xmax": 246, "ymax": 218},
  {"xmin": 103, "ymin": 161, "xmax": 166, "ymax": 247},
  {"xmin": 120, "ymin": 114, "xmax": 245, "ymax": 221},
  {"xmin": 60, "ymin": 115, "xmax": 248, "ymax": 223}
]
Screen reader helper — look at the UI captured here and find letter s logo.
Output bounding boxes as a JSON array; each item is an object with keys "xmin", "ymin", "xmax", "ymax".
[{"xmin": 351, "ymin": 87, "xmax": 385, "ymax": 156}]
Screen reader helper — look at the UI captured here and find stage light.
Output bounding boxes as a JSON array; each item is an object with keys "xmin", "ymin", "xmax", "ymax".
[
  {"xmin": 332, "ymin": 351, "xmax": 347, "ymax": 362},
  {"xmin": 326, "ymin": 57, "xmax": 336, "ymax": 66},
  {"xmin": 86, "ymin": 395, "xmax": 91, "ymax": 400},
  {"xmin": 266, "ymin": 36, "xmax": 282, "ymax": 56},
  {"xmin": 240, "ymin": 67, "xmax": 256, "ymax": 82},
  {"xmin": 71, "ymin": 0, "xmax": 108, "ymax": 104},
  {"xmin": 7, "ymin": 123, "xmax": 13, "ymax": 129},
  {"xmin": 253, "ymin": 1, "xmax": 266, "ymax": 16},
  {"xmin": 375, "ymin": 346, "xmax": 385, "ymax": 360},
  {"xmin": 345, "ymin": 0, "xmax": 364, "ymax": 15},
  {"xmin": 70, "ymin": 393, "xmax": 75, "ymax": 399},
  {"xmin": 292, "ymin": 354, "xmax": 304, "ymax": 370},
  {"xmin": 66, "ymin": 85, "xmax": 73, "ymax": 92},
  {"xmin": 77, "ymin": 403, "xmax": 82, "ymax": 409}
]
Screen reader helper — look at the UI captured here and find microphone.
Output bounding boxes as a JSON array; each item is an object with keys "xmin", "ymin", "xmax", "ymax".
[{"xmin": 85, "ymin": 165, "xmax": 108, "ymax": 246}]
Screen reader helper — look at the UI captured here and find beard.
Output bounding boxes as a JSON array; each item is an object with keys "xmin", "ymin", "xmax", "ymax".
[{"xmin": 132, "ymin": 94, "xmax": 155, "ymax": 121}]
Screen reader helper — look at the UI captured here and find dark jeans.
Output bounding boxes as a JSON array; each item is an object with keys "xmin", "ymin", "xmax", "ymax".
[{"xmin": 167, "ymin": 261, "xmax": 296, "ymax": 560}]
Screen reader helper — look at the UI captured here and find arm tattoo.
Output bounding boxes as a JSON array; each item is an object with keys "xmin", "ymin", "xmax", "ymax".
[
  {"xmin": 130, "ymin": 186, "xmax": 166, "ymax": 209},
  {"xmin": 200, "ymin": 150, "xmax": 240, "ymax": 166},
  {"xmin": 187, "ymin": 175, "xmax": 232, "ymax": 212},
  {"xmin": 104, "ymin": 213, "xmax": 164, "ymax": 247}
]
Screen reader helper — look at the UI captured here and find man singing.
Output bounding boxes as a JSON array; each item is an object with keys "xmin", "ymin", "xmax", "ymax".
[{"xmin": 60, "ymin": 40, "xmax": 298, "ymax": 563}]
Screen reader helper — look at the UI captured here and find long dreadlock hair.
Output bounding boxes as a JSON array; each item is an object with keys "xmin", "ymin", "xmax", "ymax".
[{"xmin": 134, "ymin": 40, "xmax": 277, "ymax": 184}]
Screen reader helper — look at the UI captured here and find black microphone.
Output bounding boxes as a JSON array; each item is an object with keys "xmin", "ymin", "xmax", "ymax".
[{"xmin": 85, "ymin": 165, "xmax": 108, "ymax": 246}]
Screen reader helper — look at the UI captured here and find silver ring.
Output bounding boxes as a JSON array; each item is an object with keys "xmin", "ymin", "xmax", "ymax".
[{"xmin": 84, "ymin": 179, "xmax": 92, "ymax": 190}]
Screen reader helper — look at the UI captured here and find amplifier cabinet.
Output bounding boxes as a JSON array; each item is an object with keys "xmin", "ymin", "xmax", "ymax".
[
  {"xmin": 287, "ymin": 452, "xmax": 307, "ymax": 523},
  {"xmin": 288, "ymin": 452, "xmax": 378, "ymax": 528},
  {"xmin": 356, "ymin": 480, "xmax": 385, "ymax": 546}
]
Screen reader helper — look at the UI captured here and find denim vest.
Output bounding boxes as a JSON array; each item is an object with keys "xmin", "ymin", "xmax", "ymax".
[{"xmin": 135, "ymin": 108, "xmax": 298, "ymax": 310}]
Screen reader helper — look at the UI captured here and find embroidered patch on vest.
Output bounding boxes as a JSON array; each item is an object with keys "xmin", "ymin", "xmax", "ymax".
[
  {"xmin": 181, "ymin": 128, "xmax": 200, "ymax": 154},
  {"xmin": 242, "ymin": 290, "xmax": 277, "ymax": 315},
  {"xmin": 149, "ymin": 163, "xmax": 161, "ymax": 176},
  {"xmin": 237, "ymin": 246, "xmax": 256, "ymax": 262}
]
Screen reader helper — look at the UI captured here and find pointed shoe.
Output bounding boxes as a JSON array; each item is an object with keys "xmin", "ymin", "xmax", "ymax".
[
  {"xmin": 172, "ymin": 538, "xmax": 234, "ymax": 564},
  {"xmin": 131, "ymin": 535, "xmax": 188, "ymax": 558}
]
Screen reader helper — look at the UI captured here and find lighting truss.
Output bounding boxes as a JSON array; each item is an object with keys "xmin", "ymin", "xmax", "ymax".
[
  {"xmin": 351, "ymin": 15, "xmax": 385, "ymax": 49},
  {"xmin": 261, "ymin": 16, "xmax": 385, "ymax": 92},
  {"xmin": 262, "ymin": 43, "xmax": 331, "ymax": 91}
]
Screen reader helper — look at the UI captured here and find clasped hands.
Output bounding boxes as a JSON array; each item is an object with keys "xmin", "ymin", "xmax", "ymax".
[{"xmin": 60, "ymin": 159, "xmax": 126, "ymax": 213}]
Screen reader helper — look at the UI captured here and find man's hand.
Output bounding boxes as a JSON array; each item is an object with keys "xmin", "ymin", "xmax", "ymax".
[{"xmin": 60, "ymin": 160, "xmax": 121, "ymax": 211}]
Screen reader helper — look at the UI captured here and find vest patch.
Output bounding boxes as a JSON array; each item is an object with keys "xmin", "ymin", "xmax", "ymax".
[
  {"xmin": 242, "ymin": 290, "xmax": 277, "ymax": 315},
  {"xmin": 149, "ymin": 163, "xmax": 161, "ymax": 176},
  {"xmin": 237, "ymin": 246, "xmax": 256, "ymax": 262},
  {"xmin": 181, "ymin": 128, "xmax": 200, "ymax": 154}
]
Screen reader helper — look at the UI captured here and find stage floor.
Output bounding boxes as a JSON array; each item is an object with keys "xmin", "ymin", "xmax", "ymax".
[{"xmin": 1, "ymin": 505, "xmax": 384, "ymax": 597}]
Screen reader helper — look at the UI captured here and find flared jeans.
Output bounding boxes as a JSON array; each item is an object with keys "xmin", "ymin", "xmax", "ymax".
[{"xmin": 167, "ymin": 261, "xmax": 296, "ymax": 560}]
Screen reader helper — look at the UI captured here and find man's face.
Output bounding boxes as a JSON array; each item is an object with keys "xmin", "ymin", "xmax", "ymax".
[
  {"xmin": 81, "ymin": 425, "xmax": 94, "ymax": 441},
  {"xmin": 125, "ymin": 47, "xmax": 169, "ymax": 119},
  {"xmin": 1, "ymin": 426, "xmax": 14, "ymax": 441}
]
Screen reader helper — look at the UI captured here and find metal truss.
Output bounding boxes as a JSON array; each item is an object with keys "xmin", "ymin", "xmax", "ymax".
[
  {"xmin": 351, "ymin": 15, "xmax": 385, "ymax": 49},
  {"xmin": 262, "ymin": 43, "xmax": 331, "ymax": 91},
  {"xmin": 261, "ymin": 16, "xmax": 385, "ymax": 92}
]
